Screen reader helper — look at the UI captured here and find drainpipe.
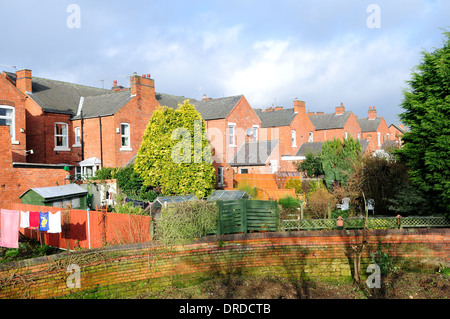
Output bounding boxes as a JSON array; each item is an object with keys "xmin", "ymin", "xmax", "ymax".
[
  {"xmin": 80, "ymin": 110, "xmax": 84, "ymax": 161},
  {"xmin": 98, "ymin": 116, "xmax": 103, "ymax": 168}
]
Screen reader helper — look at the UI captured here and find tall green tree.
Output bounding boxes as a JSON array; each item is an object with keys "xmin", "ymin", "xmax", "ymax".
[
  {"xmin": 134, "ymin": 100, "xmax": 216, "ymax": 198},
  {"xmin": 321, "ymin": 137, "xmax": 361, "ymax": 189},
  {"xmin": 396, "ymin": 31, "xmax": 450, "ymax": 216}
]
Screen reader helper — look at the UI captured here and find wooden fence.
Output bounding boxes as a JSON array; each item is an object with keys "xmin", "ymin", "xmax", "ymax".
[
  {"xmin": 10, "ymin": 203, "xmax": 152, "ymax": 250},
  {"xmin": 214, "ymin": 199, "xmax": 279, "ymax": 235}
]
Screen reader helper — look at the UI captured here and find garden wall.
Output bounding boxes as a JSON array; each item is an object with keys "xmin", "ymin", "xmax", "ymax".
[{"xmin": 1, "ymin": 228, "xmax": 448, "ymax": 299}]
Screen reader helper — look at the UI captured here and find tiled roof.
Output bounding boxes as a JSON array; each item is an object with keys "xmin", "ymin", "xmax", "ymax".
[
  {"xmin": 156, "ymin": 93, "xmax": 244, "ymax": 121},
  {"xmin": 295, "ymin": 138, "xmax": 370, "ymax": 157},
  {"xmin": 253, "ymin": 108, "xmax": 297, "ymax": 128},
  {"xmin": 5, "ymin": 72, "xmax": 119, "ymax": 116},
  {"xmin": 356, "ymin": 117, "xmax": 382, "ymax": 132},
  {"xmin": 230, "ymin": 140, "xmax": 279, "ymax": 166},
  {"xmin": 295, "ymin": 142, "xmax": 323, "ymax": 156},
  {"xmin": 308, "ymin": 112, "xmax": 352, "ymax": 130}
]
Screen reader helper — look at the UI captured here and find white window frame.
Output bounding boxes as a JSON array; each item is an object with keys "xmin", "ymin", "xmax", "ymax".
[
  {"xmin": 377, "ymin": 132, "xmax": 381, "ymax": 147},
  {"xmin": 253, "ymin": 125, "xmax": 259, "ymax": 141},
  {"xmin": 73, "ymin": 126, "xmax": 81, "ymax": 147},
  {"xmin": 217, "ymin": 167, "xmax": 224, "ymax": 186},
  {"xmin": 240, "ymin": 168, "xmax": 249, "ymax": 174},
  {"xmin": 308, "ymin": 132, "xmax": 314, "ymax": 143},
  {"xmin": 0, "ymin": 105, "xmax": 16, "ymax": 142},
  {"xmin": 228, "ymin": 123, "xmax": 236, "ymax": 147},
  {"xmin": 120, "ymin": 123, "xmax": 132, "ymax": 151},
  {"xmin": 54, "ymin": 122, "xmax": 70, "ymax": 151},
  {"xmin": 291, "ymin": 130, "xmax": 297, "ymax": 148},
  {"xmin": 357, "ymin": 133, "xmax": 361, "ymax": 139},
  {"xmin": 344, "ymin": 131, "xmax": 348, "ymax": 139}
]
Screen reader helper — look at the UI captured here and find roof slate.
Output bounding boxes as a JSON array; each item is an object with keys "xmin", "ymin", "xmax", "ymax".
[
  {"xmin": 356, "ymin": 117, "xmax": 382, "ymax": 132},
  {"xmin": 230, "ymin": 140, "xmax": 278, "ymax": 166},
  {"xmin": 5, "ymin": 72, "xmax": 118, "ymax": 116},
  {"xmin": 309, "ymin": 112, "xmax": 352, "ymax": 130},
  {"xmin": 295, "ymin": 142, "xmax": 323, "ymax": 156},
  {"xmin": 253, "ymin": 108, "xmax": 297, "ymax": 128}
]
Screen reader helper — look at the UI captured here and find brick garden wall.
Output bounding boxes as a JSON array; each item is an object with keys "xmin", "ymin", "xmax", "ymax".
[{"xmin": 1, "ymin": 228, "xmax": 448, "ymax": 299}]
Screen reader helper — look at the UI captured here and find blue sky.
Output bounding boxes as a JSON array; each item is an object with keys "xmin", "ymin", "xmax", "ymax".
[{"xmin": 1, "ymin": 0, "xmax": 449, "ymax": 125}]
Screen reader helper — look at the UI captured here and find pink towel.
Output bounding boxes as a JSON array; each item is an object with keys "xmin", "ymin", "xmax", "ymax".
[{"xmin": 0, "ymin": 209, "xmax": 20, "ymax": 249}]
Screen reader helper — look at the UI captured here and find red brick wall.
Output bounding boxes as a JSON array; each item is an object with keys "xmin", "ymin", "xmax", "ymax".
[
  {"xmin": 361, "ymin": 117, "xmax": 391, "ymax": 152},
  {"xmin": 0, "ymin": 126, "xmax": 69, "ymax": 208},
  {"xmin": 0, "ymin": 228, "xmax": 448, "ymax": 299},
  {"xmin": 0, "ymin": 73, "xmax": 27, "ymax": 162},
  {"xmin": 206, "ymin": 96, "xmax": 261, "ymax": 188}
]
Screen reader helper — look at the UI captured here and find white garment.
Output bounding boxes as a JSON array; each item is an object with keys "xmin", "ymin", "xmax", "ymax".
[
  {"xmin": 20, "ymin": 211, "xmax": 30, "ymax": 228},
  {"xmin": 48, "ymin": 211, "xmax": 62, "ymax": 234}
]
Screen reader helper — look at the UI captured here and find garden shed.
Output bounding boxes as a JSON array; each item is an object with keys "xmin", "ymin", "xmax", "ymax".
[
  {"xmin": 19, "ymin": 184, "xmax": 88, "ymax": 209},
  {"xmin": 207, "ymin": 190, "xmax": 251, "ymax": 201}
]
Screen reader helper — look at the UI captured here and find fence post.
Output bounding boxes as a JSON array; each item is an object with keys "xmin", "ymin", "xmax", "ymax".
[
  {"xmin": 217, "ymin": 200, "xmax": 223, "ymax": 235},
  {"xmin": 86, "ymin": 208, "xmax": 91, "ymax": 249},
  {"xmin": 241, "ymin": 198, "xmax": 248, "ymax": 233}
]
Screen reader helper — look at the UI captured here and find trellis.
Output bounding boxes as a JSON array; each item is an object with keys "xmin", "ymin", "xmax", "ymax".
[{"xmin": 281, "ymin": 215, "xmax": 450, "ymax": 231}]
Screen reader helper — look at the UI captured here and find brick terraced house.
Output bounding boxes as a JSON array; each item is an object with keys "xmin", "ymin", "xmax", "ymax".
[{"xmin": 0, "ymin": 67, "xmax": 405, "ymax": 205}]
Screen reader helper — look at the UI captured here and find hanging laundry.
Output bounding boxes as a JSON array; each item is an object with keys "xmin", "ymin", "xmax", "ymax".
[
  {"xmin": 48, "ymin": 211, "xmax": 62, "ymax": 234},
  {"xmin": 20, "ymin": 211, "xmax": 30, "ymax": 228},
  {"xmin": 29, "ymin": 211, "xmax": 40, "ymax": 229},
  {"xmin": 0, "ymin": 209, "xmax": 20, "ymax": 249},
  {"xmin": 39, "ymin": 212, "xmax": 49, "ymax": 232}
]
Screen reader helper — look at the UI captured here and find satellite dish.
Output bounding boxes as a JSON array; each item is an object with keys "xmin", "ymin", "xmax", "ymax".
[{"xmin": 246, "ymin": 128, "xmax": 254, "ymax": 136}]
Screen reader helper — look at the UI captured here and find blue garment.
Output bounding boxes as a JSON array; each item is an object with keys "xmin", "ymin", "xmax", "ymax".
[{"xmin": 39, "ymin": 212, "xmax": 49, "ymax": 231}]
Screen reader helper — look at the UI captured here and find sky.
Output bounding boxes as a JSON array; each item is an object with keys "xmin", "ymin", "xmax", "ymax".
[{"xmin": 1, "ymin": 0, "xmax": 449, "ymax": 126}]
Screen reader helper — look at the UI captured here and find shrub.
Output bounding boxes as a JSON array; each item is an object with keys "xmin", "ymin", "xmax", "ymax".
[
  {"xmin": 306, "ymin": 188, "xmax": 336, "ymax": 219},
  {"xmin": 155, "ymin": 200, "xmax": 219, "ymax": 245},
  {"xmin": 278, "ymin": 195, "xmax": 301, "ymax": 209},
  {"xmin": 278, "ymin": 195, "xmax": 301, "ymax": 218},
  {"xmin": 284, "ymin": 179, "xmax": 303, "ymax": 194},
  {"xmin": 237, "ymin": 182, "xmax": 258, "ymax": 199}
]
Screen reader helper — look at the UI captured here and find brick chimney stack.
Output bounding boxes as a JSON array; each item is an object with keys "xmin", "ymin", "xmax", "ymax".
[
  {"xmin": 202, "ymin": 94, "xmax": 212, "ymax": 101},
  {"xmin": 16, "ymin": 69, "xmax": 32, "ymax": 94},
  {"xmin": 368, "ymin": 106, "xmax": 377, "ymax": 120},
  {"xmin": 130, "ymin": 73, "xmax": 155, "ymax": 97},
  {"xmin": 335, "ymin": 102, "xmax": 345, "ymax": 115},
  {"xmin": 293, "ymin": 99, "xmax": 306, "ymax": 113}
]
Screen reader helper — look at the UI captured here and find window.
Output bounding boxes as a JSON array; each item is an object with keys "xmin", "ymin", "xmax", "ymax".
[
  {"xmin": 228, "ymin": 123, "xmax": 236, "ymax": 146},
  {"xmin": 291, "ymin": 130, "xmax": 297, "ymax": 147},
  {"xmin": 73, "ymin": 127, "xmax": 81, "ymax": 147},
  {"xmin": 377, "ymin": 132, "xmax": 381, "ymax": 147},
  {"xmin": 54, "ymin": 123, "xmax": 69, "ymax": 150},
  {"xmin": 344, "ymin": 131, "xmax": 348, "ymax": 139},
  {"xmin": 253, "ymin": 125, "xmax": 259, "ymax": 141},
  {"xmin": 240, "ymin": 168, "xmax": 249, "ymax": 174},
  {"xmin": 120, "ymin": 123, "xmax": 131, "ymax": 150},
  {"xmin": 308, "ymin": 132, "xmax": 314, "ymax": 143},
  {"xmin": 218, "ymin": 167, "xmax": 224, "ymax": 186},
  {"xmin": 0, "ymin": 106, "xmax": 15, "ymax": 141},
  {"xmin": 357, "ymin": 133, "xmax": 361, "ymax": 139}
]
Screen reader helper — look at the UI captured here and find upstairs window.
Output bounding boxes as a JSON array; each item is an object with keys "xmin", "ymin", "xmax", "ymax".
[
  {"xmin": 228, "ymin": 123, "xmax": 236, "ymax": 146},
  {"xmin": 291, "ymin": 130, "xmax": 297, "ymax": 147},
  {"xmin": 0, "ymin": 106, "xmax": 15, "ymax": 141},
  {"xmin": 308, "ymin": 132, "xmax": 313, "ymax": 143},
  {"xmin": 54, "ymin": 123, "xmax": 69, "ymax": 150},
  {"xmin": 74, "ymin": 127, "xmax": 81, "ymax": 147},
  {"xmin": 120, "ymin": 123, "xmax": 131, "ymax": 150}
]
